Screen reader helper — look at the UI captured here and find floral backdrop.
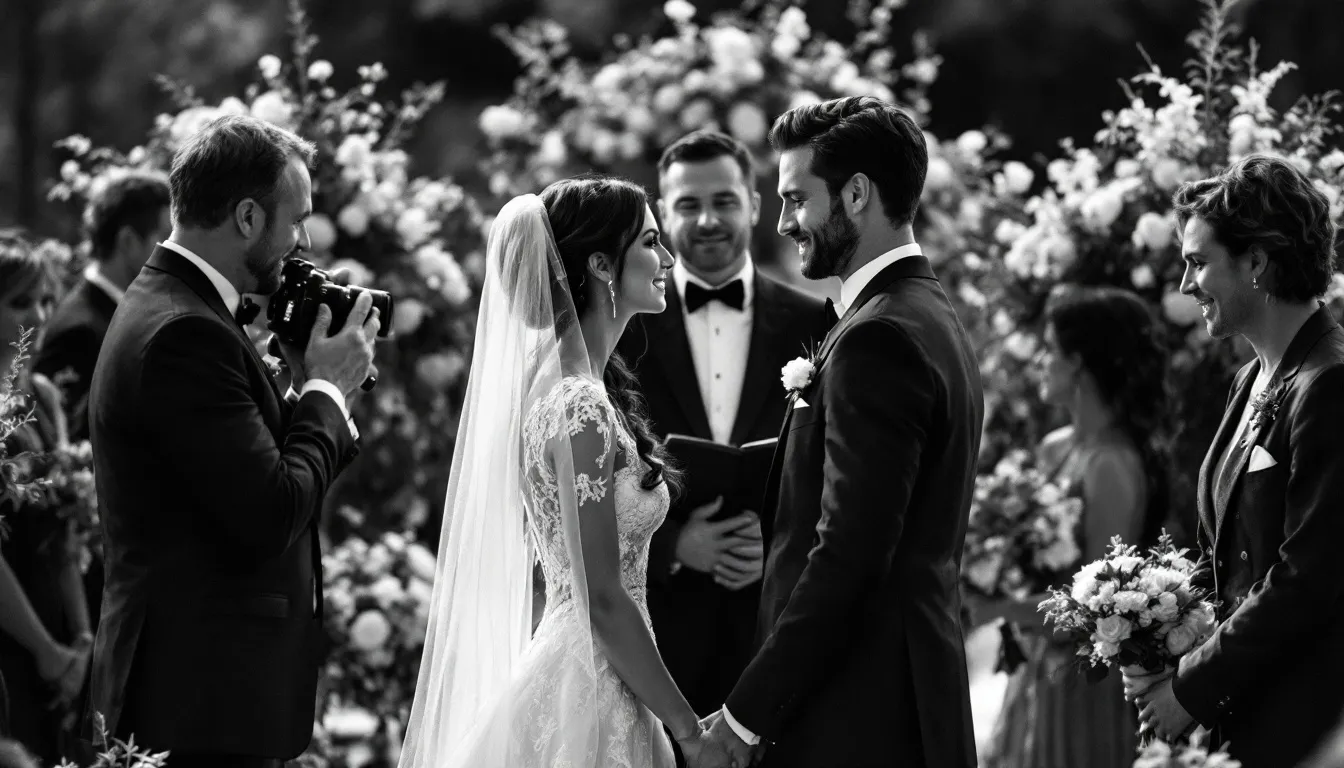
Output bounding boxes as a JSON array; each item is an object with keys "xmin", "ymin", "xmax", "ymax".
[{"xmin": 12, "ymin": 0, "xmax": 1343, "ymax": 766}]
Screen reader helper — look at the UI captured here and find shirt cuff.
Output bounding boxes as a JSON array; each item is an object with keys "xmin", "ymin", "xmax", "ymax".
[
  {"xmin": 301, "ymin": 379, "xmax": 359, "ymax": 440},
  {"xmin": 722, "ymin": 706, "xmax": 760, "ymax": 746}
]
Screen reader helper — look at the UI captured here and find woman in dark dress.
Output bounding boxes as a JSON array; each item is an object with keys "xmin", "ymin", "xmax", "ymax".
[{"xmin": 0, "ymin": 232, "xmax": 92, "ymax": 762}]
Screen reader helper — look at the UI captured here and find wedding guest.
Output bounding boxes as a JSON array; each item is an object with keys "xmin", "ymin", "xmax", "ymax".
[
  {"xmin": 617, "ymin": 131, "xmax": 828, "ymax": 725},
  {"xmin": 0, "ymin": 231, "xmax": 92, "ymax": 764},
  {"xmin": 36, "ymin": 169, "xmax": 171, "ymax": 442},
  {"xmin": 980, "ymin": 284, "xmax": 1170, "ymax": 768},
  {"xmin": 1129, "ymin": 153, "xmax": 1344, "ymax": 768},
  {"xmin": 87, "ymin": 116, "xmax": 377, "ymax": 768}
]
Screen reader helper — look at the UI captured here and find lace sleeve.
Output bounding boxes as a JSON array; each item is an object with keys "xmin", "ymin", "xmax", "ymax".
[{"xmin": 559, "ymin": 379, "xmax": 617, "ymax": 507}]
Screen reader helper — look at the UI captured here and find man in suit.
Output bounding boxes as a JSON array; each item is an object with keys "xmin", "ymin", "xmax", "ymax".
[
  {"xmin": 618, "ymin": 131, "xmax": 828, "ymax": 726},
  {"xmin": 1127, "ymin": 155, "xmax": 1344, "ymax": 768},
  {"xmin": 36, "ymin": 169, "xmax": 171, "ymax": 442},
  {"xmin": 87, "ymin": 115, "xmax": 379, "ymax": 768},
  {"xmin": 703, "ymin": 97, "xmax": 983, "ymax": 767}
]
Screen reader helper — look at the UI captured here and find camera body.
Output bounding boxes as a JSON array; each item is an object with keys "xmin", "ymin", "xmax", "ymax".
[{"xmin": 266, "ymin": 258, "xmax": 395, "ymax": 346}]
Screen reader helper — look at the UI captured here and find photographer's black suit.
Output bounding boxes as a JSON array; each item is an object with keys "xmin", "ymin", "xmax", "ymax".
[
  {"xmin": 724, "ymin": 254, "xmax": 982, "ymax": 768},
  {"xmin": 617, "ymin": 269, "xmax": 827, "ymax": 716},
  {"xmin": 87, "ymin": 246, "xmax": 358, "ymax": 764}
]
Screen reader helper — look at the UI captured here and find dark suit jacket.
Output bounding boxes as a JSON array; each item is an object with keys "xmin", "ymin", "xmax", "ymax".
[
  {"xmin": 723, "ymin": 255, "xmax": 982, "ymax": 768},
  {"xmin": 87, "ymin": 246, "xmax": 358, "ymax": 759},
  {"xmin": 35, "ymin": 275, "xmax": 119, "ymax": 442},
  {"xmin": 1173, "ymin": 306, "xmax": 1344, "ymax": 768},
  {"xmin": 617, "ymin": 268, "xmax": 827, "ymax": 714}
]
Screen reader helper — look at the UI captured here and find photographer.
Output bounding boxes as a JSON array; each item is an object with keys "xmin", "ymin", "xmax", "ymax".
[{"xmin": 86, "ymin": 115, "xmax": 378, "ymax": 768}]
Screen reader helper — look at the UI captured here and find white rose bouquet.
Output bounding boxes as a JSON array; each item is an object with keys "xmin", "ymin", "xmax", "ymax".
[
  {"xmin": 1038, "ymin": 531, "xmax": 1217, "ymax": 682},
  {"xmin": 1132, "ymin": 731, "xmax": 1240, "ymax": 767},
  {"xmin": 962, "ymin": 448, "xmax": 1084, "ymax": 600}
]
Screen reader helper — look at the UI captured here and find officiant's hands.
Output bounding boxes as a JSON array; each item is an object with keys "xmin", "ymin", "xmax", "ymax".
[{"xmin": 676, "ymin": 498, "xmax": 763, "ymax": 589}]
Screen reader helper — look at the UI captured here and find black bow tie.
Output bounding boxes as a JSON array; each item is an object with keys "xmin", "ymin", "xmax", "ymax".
[
  {"xmin": 824, "ymin": 297, "xmax": 840, "ymax": 325},
  {"xmin": 235, "ymin": 299, "xmax": 261, "ymax": 327},
  {"xmin": 684, "ymin": 279, "xmax": 745, "ymax": 313}
]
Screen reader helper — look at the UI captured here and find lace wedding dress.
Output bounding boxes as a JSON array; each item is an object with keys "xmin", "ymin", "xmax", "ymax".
[{"xmin": 449, "ymin": 376, "xmax": 677, "ymax": 767}]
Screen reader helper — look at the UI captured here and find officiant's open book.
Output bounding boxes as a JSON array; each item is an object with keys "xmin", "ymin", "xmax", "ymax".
[{"xmin": 663, "ymin": 434, "xmax": 778, "ymax": 518}]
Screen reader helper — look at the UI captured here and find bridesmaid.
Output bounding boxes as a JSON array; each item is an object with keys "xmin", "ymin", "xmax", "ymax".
[
  {"xmin": 1130, "ymin": 155, "xmax": 1344, "ymax": 768},
  {"xmin": 981, "ymin": 284, "xmax": 1171, "ymax": 768},
  {"xmin": 0, "ymin": 231, "xmax": 92, "ymax": 761}
]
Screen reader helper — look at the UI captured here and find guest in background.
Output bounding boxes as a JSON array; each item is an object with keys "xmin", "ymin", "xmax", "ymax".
[
  {"xmin": 36, "ymin": 168, "xmax": 171, "ymax": 442},
  {"xmin": 981, "ymin": 284, "xmax": 1170, "ymax": 768},
  {"xmin": 0, "ymin": 231, "xmax": 92, "ymax": 764},
  {"xmin": 617, "ymin": 131, "xmax": 829, "ymax": 741}
]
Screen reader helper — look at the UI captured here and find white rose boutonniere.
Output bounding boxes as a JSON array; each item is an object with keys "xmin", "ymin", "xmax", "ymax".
[{"xmin": 781, "ymin": 346, "xmax": 819, "ymax": 397}]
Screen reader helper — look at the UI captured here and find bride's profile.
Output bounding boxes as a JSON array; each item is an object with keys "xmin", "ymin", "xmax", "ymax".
[{"xmin": 398, "ymin": 176, "xmax": 727, "ymax": 767}]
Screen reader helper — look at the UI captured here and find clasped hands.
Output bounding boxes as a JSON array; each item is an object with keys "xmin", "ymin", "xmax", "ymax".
[
  {"xmin": 676, "ymin": 710, "xmax": 765, "ymax": 768},
  {"xmin": 1122, "ymin": 666, "xmax": 1196, "ymax": 742},
  {"xmin": 675, "ymin": 497, "xmax": 763, "ymax": 590}
]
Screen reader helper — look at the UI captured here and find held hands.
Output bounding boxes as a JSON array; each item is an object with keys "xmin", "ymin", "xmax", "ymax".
[
  {"xmin": 676, "ymin": 721, "xmax": 733, "ymax": 768},
  {"xmin": 36, "ymin": 637, "xmax": 91, "ymax": 709},
  {"xmin": 674, "ymin": 497, "xmax": 763, "ymax": 591},
  {"xmin": 699, "ymin": 710, "xmax": 763, "ymax": 768},
  {"xmin": 1125, "ymin": 668, "xmax": 1195, "ymax": 741}
]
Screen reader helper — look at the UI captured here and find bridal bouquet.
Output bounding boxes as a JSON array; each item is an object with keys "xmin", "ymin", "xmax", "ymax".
[
  {"xmin": 1132, "ymin": 731, "xmax": 1240, "ymax": 768},
  {"xmin": 1038, "ymin": 532, "xmax": 1217, "ymax": 681},
  {"xmin": 39, "ymin": 439, "xmax": 100, "ymax": 574},
  {"xmin": 962, "ymin": 448, "xmax": 1083, "ymax": 599}
]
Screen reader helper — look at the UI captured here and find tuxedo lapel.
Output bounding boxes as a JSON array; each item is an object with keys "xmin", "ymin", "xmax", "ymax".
[
  {"xmin": 1203, "ymin": 367, "xmax": 1254, "ymax": 540},
  {"xmin": 144, "ymin": 246, "xmax": 285, "ymax": 405},
  {"xmin": 645, "ymin": 287, "xmax": 713, "ymax": 438},
  {"xmin": 729, "ymin": 274, "xmax": 789, "ymax": 446},
  {"xmin": 816, "ymin": 255, "xmax": 937, "ymax": 363}
]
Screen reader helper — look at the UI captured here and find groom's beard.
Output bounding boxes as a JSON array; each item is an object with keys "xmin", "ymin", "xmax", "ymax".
[{"xmin": 800, "ymin": 195, "xmax": 861, "ymax": 280}]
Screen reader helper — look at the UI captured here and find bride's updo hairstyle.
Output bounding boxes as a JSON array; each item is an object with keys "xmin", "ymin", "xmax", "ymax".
[
  {"xmin": 1045, "ymin": 284, "xmax": 1171, "ymax": 547},
  {"xmin": 538, "ymin": 175, "xmax": 681, "ymax": 496}
]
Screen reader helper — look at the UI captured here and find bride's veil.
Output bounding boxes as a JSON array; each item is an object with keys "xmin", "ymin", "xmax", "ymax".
[{"xmin": 398, "ymin": 193, "xmax": 599, "ymax": 766}]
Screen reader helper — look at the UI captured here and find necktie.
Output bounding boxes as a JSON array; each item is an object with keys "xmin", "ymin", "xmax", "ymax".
[
  {"xmin": 684, "ymin": 279, "xmax": 745, "ymax": 312},
  {"xmin": 235, "ymin": 299, "xmax": 261, "ymax": 327}
]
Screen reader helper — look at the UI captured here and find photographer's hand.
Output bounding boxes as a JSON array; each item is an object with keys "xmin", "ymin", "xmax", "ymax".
[
  {"xmin": 272, "ymin": 267, "xmax": 355, "ymax": 391},
  {"xmin": 304, "ymin": 291, "xmax": 380, "ymax": 399}
]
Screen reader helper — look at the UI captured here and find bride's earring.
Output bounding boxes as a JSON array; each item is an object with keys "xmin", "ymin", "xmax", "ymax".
[{"xmin": 608, "ymin": 279, "xmax": 617, "ymax": 319}]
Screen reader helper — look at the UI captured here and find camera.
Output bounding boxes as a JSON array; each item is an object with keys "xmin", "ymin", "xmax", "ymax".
[{"xmin": 266, "ymin": 258, "xmax": 395, "ymax": 347}]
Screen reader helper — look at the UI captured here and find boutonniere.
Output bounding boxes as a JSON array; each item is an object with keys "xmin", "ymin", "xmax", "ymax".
[
  {"xmin": 1248, "ymin": 381, "xmax": 1288, "ymax": 433},
  {"xmin": 781, "ymin": 343, "xmax": 819, "ymax": 398}
]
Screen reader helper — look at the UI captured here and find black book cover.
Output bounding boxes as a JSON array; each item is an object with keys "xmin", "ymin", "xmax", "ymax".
[{"xmin": 662, "ymin": 433, "xmax": 778, "ymax": 517}]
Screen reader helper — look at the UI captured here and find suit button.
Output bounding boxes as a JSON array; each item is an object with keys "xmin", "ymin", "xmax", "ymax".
[{"xmin": 1240, "ymin": 551, "xmax": 1248, "ymax": 561}]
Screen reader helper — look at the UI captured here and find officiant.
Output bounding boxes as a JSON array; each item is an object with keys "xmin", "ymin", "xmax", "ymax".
[{"xmin": 618, "ymin": 130, "xmax": 829, "ymax": 722}]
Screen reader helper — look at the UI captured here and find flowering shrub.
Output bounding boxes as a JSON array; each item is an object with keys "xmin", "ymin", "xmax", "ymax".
[
  {"xmin": 1038, "ymin": 532, "xmax": 1217, "ymax": 680},
  {"xmin": 1, "ymin": 329, "xmax": 47, "ymax": 526},
  {"xmin": 989, "ymin": 0, "xmax": 1344, "ymax": 518},
  {"xmin": 962, "ymin": 448, "xmax": 1083, "ymax": 599},
  {"xmin": 478, "ymin": 0, "xmax": 939, "ymax": 197}
]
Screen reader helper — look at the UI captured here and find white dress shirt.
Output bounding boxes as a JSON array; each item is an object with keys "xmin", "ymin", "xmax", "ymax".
[
  {"xmin": 83, "ymin": 262, "xmax": 126, "ymax": 304},
  {"xmin": 159, "ymin": 240, "xmax": 356, "ymax": 436},
  {"xmin": 835, "ymin": 242, "xmax": 924, "ymax": 317},
  {"xmin": 674, "ymin": 258, "xmax": 755, "ymax": 445},
  {"xmin": 719, "ymin": 242, "xmax": 923, "ymax": 747}
]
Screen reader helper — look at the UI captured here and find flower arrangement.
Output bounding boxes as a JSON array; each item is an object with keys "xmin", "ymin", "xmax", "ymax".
[
  {"xmin": 59, "ymin": 713, "xmax": 169, "ymax": 768},
  {"xmin": 478, "ymin": 0, "xmax": 939, "ymax": 198},
  {"xmin": 983, "ymin": 0, "xmax": 1344, "ymax": 516},
  {"xmin": 1132, "ymin": 732, "xmax": 1240, "ymax": 768},
  {"xmin": 47, "ymin": 0, "xmax": 485, "ymax": 542},
  {"xmin": 1, "ymin": 328, "xmax": 47, "ymax": 527},
  {"xmin": 961, "ymin": 448, "xmax": 1083, "ymax": 600},
  {"xmin": 31, "ymin": 439, "xmax": 100, "ymax": 573},
  {"xmin": 313, "ymin": 525, "xmax": 437, "ymax": 767},
  {"xmin": 1038, "ymin": 532, "xmax": 1218, "ymax": 682}
]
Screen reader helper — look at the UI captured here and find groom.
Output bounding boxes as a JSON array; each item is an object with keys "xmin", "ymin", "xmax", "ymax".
[
  {"xmin": 703, "ymin": 96, "xmax": 982, "ymax": 767},
  {"xmin": 87, "ymin": 115, "xmax": 378, "ymax": 768}
]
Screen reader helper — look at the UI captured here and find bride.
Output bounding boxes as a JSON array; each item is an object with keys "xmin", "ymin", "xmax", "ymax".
[{"xmin": 398, "ymin": 176, "xmax": 730, "ymax": 767}]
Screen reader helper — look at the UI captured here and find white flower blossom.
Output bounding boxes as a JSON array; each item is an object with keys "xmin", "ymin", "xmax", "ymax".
[
  {"xmin": 250, "ymin": 90, "xmax": 293, "ymax": 127},
  {"xmin": 727, "ymin": 102, "xmax": 768, "ymax": 145},
  {"xmin": 305, "ymin": 213, "xmax": 338, "ymax": 253},
  {"xmin": 393, "ymin": 298, "xmax": 428, "ymax": 335},
  {"xmin": 324, "ymin": 707, "xmax": 380, "ymax": 739},
  {"xmin": 349, "ymin": 610, "xmax": 392, "ymax": 651},
  {"xmin": 307, "ymin": 59, "xmax": 334, "ymax": 82},
  {"xmin": 478, "ymin": 104, "xmax": 528, "ymax": 140},
  {"xmin": 1132, "ymin": 211, "xmax": 1174, "ymax": 250},
  {"xmin": 780, "ymin": 357, "xmax": 815, "ymax": 392},
  {"xmin": 1130, "ymin": 264, "xmax": 1157, "ymax": 289},
  {"xmin": 1000, "ymin": 161, "xmax": 1035, "ymax": 195},
  {"xmin": 663, "ymin": 0, "xmax": 696, "ymax": 23},
  {"xmin": 258, "ymin": 54, "xmax": 282, "ymax": 80},
  {"xmin": 337, "ymin": 203, "xmax": 371, "ymax": 238},
  {"xmin": 956, "ymin": 130, "xmax": 988, "ymax": 157}
]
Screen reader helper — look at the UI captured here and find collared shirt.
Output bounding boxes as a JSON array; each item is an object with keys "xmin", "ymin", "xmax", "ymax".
[
  {"xmin": 158, "ymin": 240, "xmax": 356, "ymax": 436},
  {"xmin": 835, "ymin": 242, "xmax": 923, "ymax": 316},
  {"xmin": 673, "ymin": 257, "xmax": 755, "ymax": 445},
  {"xmin": 83, "ymin": 263, "xmax": 126, "ymax": 304}
]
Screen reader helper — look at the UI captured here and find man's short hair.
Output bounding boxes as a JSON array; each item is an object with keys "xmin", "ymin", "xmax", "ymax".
[
  {"xmin": 658, "ymin": 130, "xmax": 756, "ymax": 185},
  {"xmin": 169, "ymin": 115, "xmax": 316, "ymax": 229},
  {"xmin": 83, "ymin": 168, "xmax": 171, "ymax": 261},
  {"xmin": 769, "ymin": 95, "xmax": 927, "ymax": 227}
]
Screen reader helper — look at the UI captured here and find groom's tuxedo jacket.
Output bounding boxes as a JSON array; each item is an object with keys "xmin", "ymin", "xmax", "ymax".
[
  {"xmin": 724, "ymin": 255, "xmax": 982, "ymax": 768},
  {"xmin": 617, "ymin": 268, "xmax": 827, "ymax": 714},
  {"xmin": 1174, "ymin": 306, "xmax": 1344, "ymax": 768},
  {"xmin": 87, "ymin": 247, "xmax": 358, "ymax": 759}
]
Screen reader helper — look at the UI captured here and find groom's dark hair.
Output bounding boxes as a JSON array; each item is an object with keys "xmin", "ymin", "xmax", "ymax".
[
  {"xmin": 169, "ymin": 115, "xmax": 316, "ymax": 230},
  {"xmin": 769, "ymin": 96, "xmax": 927, "ymax": 227}
]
